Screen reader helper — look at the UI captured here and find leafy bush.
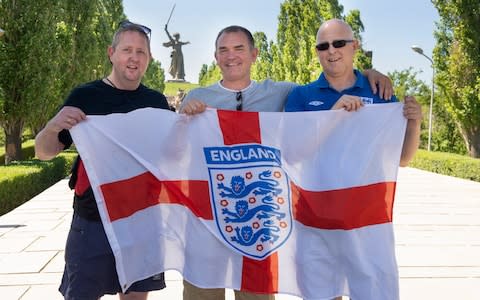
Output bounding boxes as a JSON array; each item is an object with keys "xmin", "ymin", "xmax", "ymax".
[
  {"xmin": 0, "ymin": 151, "xmax": 76, "ymax": 215},
  {"xmin": 409, "ymin": 149, "xmax": 480, "ymax": 182}
]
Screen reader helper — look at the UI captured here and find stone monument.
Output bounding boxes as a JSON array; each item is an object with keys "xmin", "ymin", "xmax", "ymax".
[{"xmin": 163, "ymin": 25, "xmax": 189, "ymax": 82}]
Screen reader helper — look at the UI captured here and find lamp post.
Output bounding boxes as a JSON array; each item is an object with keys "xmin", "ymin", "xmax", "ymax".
[{"xmin": 411, "ymin": 45, "xmax": 435, "ymax": 151}]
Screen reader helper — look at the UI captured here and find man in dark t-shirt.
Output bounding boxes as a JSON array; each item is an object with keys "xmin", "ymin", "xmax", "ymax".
[{"xmin": 35, "ymin": 20, "xmax": 169, "ymax": 300}]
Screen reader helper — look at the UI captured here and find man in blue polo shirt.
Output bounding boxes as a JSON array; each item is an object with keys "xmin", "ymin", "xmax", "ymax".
[{"xmin": 286, "ymin": 18, "xmax": 422, "ymax": 167}]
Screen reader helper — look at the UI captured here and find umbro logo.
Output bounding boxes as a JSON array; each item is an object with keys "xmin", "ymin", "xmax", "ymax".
[{"xmin": 308, "ymin": 100, "xmax": 324, "ymax": 106}]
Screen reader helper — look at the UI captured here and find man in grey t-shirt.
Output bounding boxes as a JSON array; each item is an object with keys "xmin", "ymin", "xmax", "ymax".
[{"xmin": 179, "ymin": 25, "xmax": 393, "ymax": 300}]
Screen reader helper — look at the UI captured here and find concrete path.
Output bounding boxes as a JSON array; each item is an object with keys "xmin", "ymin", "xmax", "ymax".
[{"xmin": 0, "ymin": 167, "xmax": 479, "ymax": 299}]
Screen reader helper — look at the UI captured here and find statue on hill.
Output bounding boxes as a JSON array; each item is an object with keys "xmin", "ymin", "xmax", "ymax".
[{"xmin": 163, "ymin": 25, "xmax": 189, "ymax": 81}]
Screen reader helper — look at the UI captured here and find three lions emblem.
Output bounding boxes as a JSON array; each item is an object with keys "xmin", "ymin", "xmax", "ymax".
[{"xmin": 209, "ymin": 166, "xmax": 292, "ymax": 259}]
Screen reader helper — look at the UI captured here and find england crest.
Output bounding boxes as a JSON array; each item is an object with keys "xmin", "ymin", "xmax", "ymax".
[{"xmin": 204, "ymin": 144, "xmax": 292, "ymax": 260}]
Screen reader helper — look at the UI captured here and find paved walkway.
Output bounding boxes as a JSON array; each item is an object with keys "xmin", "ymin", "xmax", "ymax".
[{"xmin": 0, "ymin": 167, "xmax": 479, "ymax": 299}]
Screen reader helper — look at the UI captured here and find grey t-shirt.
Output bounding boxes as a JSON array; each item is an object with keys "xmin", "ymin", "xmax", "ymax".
[{"xmin": 181, "ymin": 79, "xmax": 297, "ymax": 112}]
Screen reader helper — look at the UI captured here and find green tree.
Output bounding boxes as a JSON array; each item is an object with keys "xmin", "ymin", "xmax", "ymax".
[
  {"xmin": 195, "ymin": 1, "xmax": 371, "ymax": 87},
  {"xmin": 0, "ymin": 0, "xmax": 63, "ymax": 163},
  {"xmin": 0, "ymin": 0, "xmax": 124, "ymax": 164},
  {"xmin": 389, "ymin": 68, "xmax": 430, "ymax": 100},
  {"xmin": 432, "ymin": 0, "xmax": 480, "ymax": 157},
  {"xmin": 269, "ymin": 43, "xmax": 285, "ymax": 81},
  {"xmin": 276, "ymin": 0, "xmax": 320, "ymax": 82},
  {"xmin": 345, "ymin": 10, "xmax": 371, "ymax": 70},
  {"xmin": 390, "ymin": 68, "xmax": 432, "ymax": 150},
  {"xmin": 390, "ymin": 67, "xmax": 467, "ymax": 154},
  {"xmin": 273, "ymin": 0, "xmax": 370, "ymax": 84},
  {"xmin": 33, "ymin": 0, "xmax": 123, "ymax": 136},
  {"xmin": 251, "ymin": 32, "xmax": 273, "ymax": 80},
  {"xmin": 199, "ymin": 62, "xmax": 221, "ymax": 86},
  {"xmin": 198, "ymin": 64, "xmax": 208, "ymax": 84},
  {"xmin": 143, "ymin": 59, "xmax": 165, "ymax": 93},
  {"xmin": 60, "ymin": 0, "xmax": 124, "ymax": 96}
]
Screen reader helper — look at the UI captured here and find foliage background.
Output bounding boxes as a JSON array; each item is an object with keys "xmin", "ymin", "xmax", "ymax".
[
  {"xmin": 0, "ymin": 0, "xmax": 166, "ymax": 164},
  {"xmin": 0, "ymin": 0, "xmax": 478, "ymax": 161}
]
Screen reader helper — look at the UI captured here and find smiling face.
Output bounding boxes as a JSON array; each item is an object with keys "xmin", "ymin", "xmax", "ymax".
[
  {"xmin": 214, "ymin": 31, "xmax": 258, "ymax": 89},
  {"xmin": 316, "ymin": 19, "xmax": 358, "ymax": 80},
  {"xmin": 108, "ymin": 30, "xmax": 151, "ymax": 90}
]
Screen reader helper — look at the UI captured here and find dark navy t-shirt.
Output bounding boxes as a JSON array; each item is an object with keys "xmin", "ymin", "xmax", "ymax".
[
  {"xmin": 59, "ymin": 80, "xmax": 169, "ymax": 147},
  {"xmin": 58, "ymin": 80, "xmax": 170, "ymax": 219}
]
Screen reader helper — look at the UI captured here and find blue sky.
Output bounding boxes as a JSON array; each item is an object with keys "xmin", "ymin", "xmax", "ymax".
[{"xmin": 123, "ymin": 0, "xmax": 439, "ymax": 84}]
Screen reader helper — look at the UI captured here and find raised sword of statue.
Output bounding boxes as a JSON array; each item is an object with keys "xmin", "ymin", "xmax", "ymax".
[{"xmin": 165, "ymin": 3, "xmax": 176, "ymax": 28}]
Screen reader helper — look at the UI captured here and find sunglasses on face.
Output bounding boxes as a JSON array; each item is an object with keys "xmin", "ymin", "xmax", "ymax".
[
  {"xmin": 236, "ymin": 91, "xmax": 243, "ymax": 111},
  {"xmin": 118, "ymin": 20, "xmax": 152, "ymax": 39},
  {"xmin": 315, "ymin": 39, "xmax": 353, "ymax": 51}
]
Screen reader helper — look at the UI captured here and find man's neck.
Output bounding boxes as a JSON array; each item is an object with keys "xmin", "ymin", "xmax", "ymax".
[
  {"xmin": 220, "ymin": 78, "xmax": 252, "ymax": 91},
  {"xmin": 108, "ymin": 74, "xmax": 140, "ymax": 91},
  {"xmin": 325, "ymin": 70, "xmax": 356, "ymax": 92}
]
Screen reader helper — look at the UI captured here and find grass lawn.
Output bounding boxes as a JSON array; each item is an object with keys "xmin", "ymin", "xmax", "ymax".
[{"xmin": 164, "ymin": 81, "xmax": 199, "ymax": 97}]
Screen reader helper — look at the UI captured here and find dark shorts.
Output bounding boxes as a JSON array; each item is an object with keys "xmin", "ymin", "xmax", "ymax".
[{"xmin": 59, "ymin": 213, "xmax": 165, "ymax": 300}]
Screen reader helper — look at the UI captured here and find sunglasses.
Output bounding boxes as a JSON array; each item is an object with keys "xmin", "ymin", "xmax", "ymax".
[
  {"xmin": 315, "ymin": 39, "xmax": 353, "ymax": 51},
  {"xmin": 118, "ymin": 20, "xmax": 152, "ymax": 39},
  {"xmin": 236, "ymin": 91, "xmax": 243, "ymax": 111}
]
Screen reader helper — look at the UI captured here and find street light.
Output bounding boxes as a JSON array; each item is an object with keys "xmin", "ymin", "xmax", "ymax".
[{"xmin": 411, "ymin": 45, "xmax": 435, "ymax": 151}]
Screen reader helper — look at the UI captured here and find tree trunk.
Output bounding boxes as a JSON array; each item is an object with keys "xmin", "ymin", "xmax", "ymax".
[
  {"xmin": 461, "ymin": 125, "xmax": 480, "ymax": 158},
  {"xmin": 4, "ymin": 120, "xmax": 24, "ymax": 164},
  {"xmin": 467, "ymin": 133, "xmax": 480, "ymax": 158}
]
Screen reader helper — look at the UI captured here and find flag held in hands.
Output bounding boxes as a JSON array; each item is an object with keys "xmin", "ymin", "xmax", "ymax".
[{"xmin": 70, "ymin": 103, "xmax": 406, "ymax": 300}]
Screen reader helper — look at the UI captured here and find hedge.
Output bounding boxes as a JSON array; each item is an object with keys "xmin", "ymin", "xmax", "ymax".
[
  {"xmin": 409, "ymin": 149, "xmax": 480, "ymax": 182},
  {"xmin": 0, "ymin": 151, "xmax": 76, "ymax": 216}
]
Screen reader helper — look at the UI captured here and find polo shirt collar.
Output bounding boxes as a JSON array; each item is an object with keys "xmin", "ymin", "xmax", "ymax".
[{"xmin": 315, "ymin": 69, "xmax": 366, "ymax": 90}]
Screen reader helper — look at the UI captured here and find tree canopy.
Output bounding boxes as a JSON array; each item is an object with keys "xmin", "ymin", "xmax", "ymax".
[
  {"xmin": 199, "ymin": 0, "xmax": 371, "ymax": 85},
  {"xmin": 0, "ymin": 0, "xmax": 169, "ymax": 163},
  {"xmin": 432, "ymin": 0, "xmax": 480, "ymax": 157}
]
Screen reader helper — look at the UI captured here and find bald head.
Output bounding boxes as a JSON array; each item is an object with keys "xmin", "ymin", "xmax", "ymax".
[
  {"xmin": 316, "ymin": 19, "xmax": 354, "ymax": 43},
  {"xmin": 315, "ymin": 19, "xmax": 358, "ymax": 87}
]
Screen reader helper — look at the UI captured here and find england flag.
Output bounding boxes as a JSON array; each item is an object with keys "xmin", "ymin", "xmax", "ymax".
[{"xmin": 70, "ymin": 103, "xmax": 406, "ymax": 299}]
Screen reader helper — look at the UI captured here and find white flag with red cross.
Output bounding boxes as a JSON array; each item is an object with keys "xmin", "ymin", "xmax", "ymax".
[{"xmin": 70, "ymin": 103, "xmax": 406, "ymax": 300}]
